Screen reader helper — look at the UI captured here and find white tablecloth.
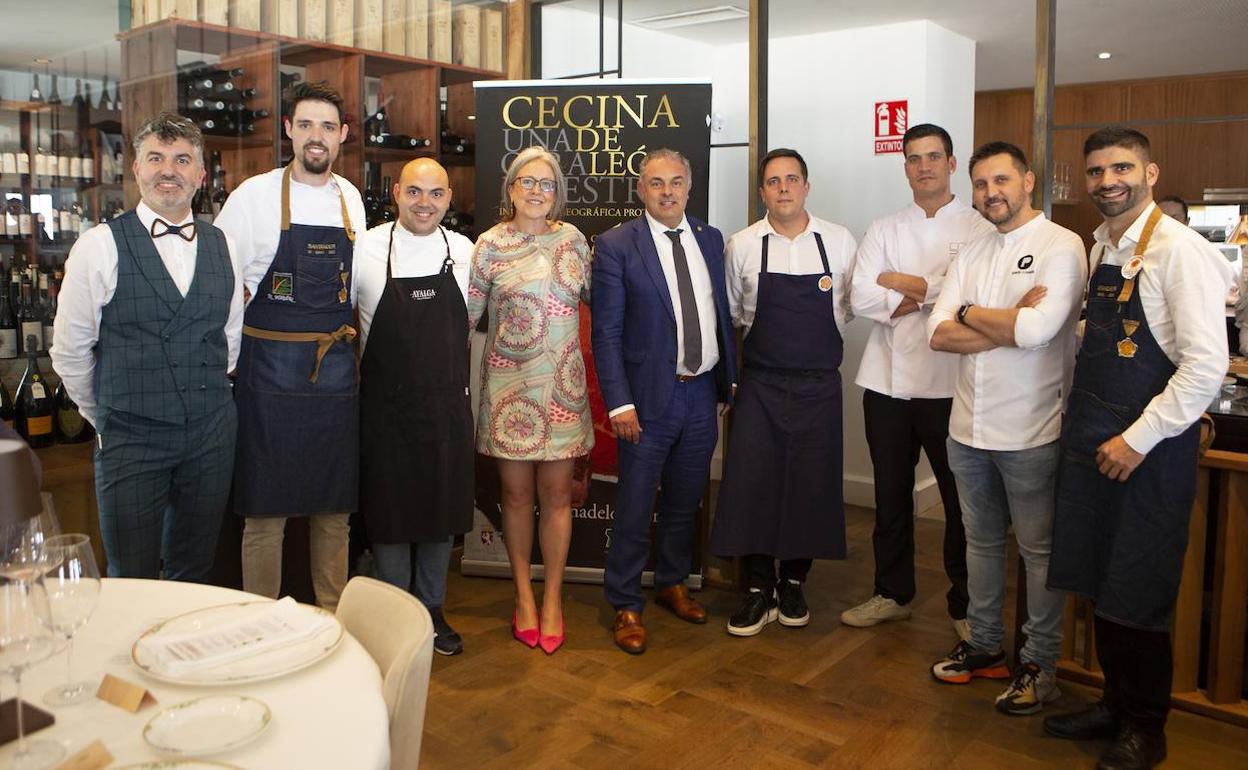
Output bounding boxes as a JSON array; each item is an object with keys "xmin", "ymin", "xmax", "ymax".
[{"xmin": 0, "ymin": 578, "xmax": 390, "ymax": 769}]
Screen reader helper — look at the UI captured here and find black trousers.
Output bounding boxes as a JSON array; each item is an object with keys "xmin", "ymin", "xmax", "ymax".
[
  {"xmin": 862, "ymin": 389, "xmax": 968, "ymax": 618},
  {"xmin": 743, "ymin": 554, "xmax": 812, "ymax": 592},
  {"xmin": 1094, "ymin": 613, "xmax": 1172, "ymax": 731}
]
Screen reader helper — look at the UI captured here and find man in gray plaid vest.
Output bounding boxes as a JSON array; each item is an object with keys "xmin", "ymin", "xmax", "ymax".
[{"xmin": 52, "ymin": 113, "xmax": 245, "ymax": 580}]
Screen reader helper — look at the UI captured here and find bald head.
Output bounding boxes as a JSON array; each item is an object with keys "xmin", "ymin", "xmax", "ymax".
[{"xmin": 394, "ymin": 157, "xmax": 452, "ymax": 235}]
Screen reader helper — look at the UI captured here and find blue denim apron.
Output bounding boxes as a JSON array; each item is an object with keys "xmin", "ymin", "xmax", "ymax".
[
  {"xmin": 234, "ymin": 165, "xmax": 360, "ymax": 517},
  {"xmin": 1047, "ymin": 206, "xmax": 1200, "ymax": 630},
  {"xmin": 711, "ymin": 232, "xmax": 847, "ymax": 560}
]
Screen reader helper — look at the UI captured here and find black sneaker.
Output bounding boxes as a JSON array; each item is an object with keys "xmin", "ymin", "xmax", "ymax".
[
  {"xmin": 726, "ymin": 589, "xmax": 778, "ymax": 637},
  {"xmin": 776, "ymin": 579, "xmax": 810, "ymax": 627},
  {"xmin": 429, "ymin": 607, "xmax": 463, "ymax": 656}
]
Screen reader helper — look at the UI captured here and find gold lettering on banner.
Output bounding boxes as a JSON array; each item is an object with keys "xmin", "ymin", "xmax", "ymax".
[
  {"xmin": 649, "ymin": 94, "xmax": 678, "ymax": 128},
  {"xmin": 535, "ymin": 96, "xmax": 559, "ymax": 128}
]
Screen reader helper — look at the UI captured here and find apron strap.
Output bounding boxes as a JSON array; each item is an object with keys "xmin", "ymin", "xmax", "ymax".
[
  {"xmin": 813, "ymin": 231, "xmax": 831, "ymax": 274},
  {"xmin": 281, "ymin": 163, "xmax": 356, "ymax": 241},
  {"xmin": 243, "ymin": 323, "xmax": 358, "ymax": 383},
  {"xmin": 761, "ymin": 233, "xmax": 769, "ymax": 273},
  {"xmin": 439, "ymin": 227, "xmax": 454, "ymax": 274},
  {"xmin": 1116, "ymin": 205, "xmax": 1164, "ymax": 306}
]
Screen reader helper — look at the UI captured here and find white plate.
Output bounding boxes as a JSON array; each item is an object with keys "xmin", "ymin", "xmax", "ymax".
[
  {"xmin": 143, "ymin": 696, "xmax": 271, "ymax": 757},
  {"xmin": 131, "ymin": 600, "xmax": 344, "ymax": 685},
  {"xmin": 117, "ymin": 762, "xmax": 244, "ymax": 769}
]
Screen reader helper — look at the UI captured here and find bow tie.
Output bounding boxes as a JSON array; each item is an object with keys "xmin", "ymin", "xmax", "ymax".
[{"xmin": 150, "ymin": 218, "xmax": 196, "ymax": 242}]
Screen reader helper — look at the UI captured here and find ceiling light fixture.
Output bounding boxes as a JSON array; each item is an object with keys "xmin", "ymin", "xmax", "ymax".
[
  {"xmin": 1098, "ymin": 52, "xmax": 1112, "ymax": 60},
  {"xmin": 33, "ymin": 57, "xmax": 52, "ymax": 65},
  {"xmin": 633, "ymin": 5, "xmax": 748, "ymax": 30}
]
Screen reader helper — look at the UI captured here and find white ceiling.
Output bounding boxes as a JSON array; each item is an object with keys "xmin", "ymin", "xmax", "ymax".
[
  {"xmin": 1, "ymin": 1, "xmax": 1245, "ymax": 90},
  {"xmin": 559, "ymin": 0, "xmax": 1248, "ymax": 90}
]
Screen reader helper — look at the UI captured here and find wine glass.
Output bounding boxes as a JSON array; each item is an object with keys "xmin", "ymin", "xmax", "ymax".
[
  {"xmin": 0, "ymin": 580, "xmax": 64, "ymax": 769},
  {"xmin": 40, "ymin": 535, "xmax": 100, "ymax": 707},
  {"xmin": 0, "ymin": 500, "xmax": 62, "ymax": 582}
]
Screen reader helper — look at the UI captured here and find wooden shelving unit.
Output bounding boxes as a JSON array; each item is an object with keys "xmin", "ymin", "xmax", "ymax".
[{"xmin": 117, "ymin": 18, "xmax": 503, "ymax": 228}]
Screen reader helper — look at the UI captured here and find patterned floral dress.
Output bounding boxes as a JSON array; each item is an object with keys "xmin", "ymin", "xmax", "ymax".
[{"xmin": 468, "ymin": 221, "xmax": 594, "ymax": 460}]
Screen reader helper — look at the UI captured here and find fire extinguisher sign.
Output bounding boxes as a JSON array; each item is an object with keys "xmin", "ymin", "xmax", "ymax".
[{"xmin": 874, "ymin": 99, "xmax": 908, "ymax": 155}]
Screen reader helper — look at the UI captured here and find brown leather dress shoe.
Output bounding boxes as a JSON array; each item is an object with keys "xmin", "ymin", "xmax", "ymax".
[
  {"xmin": 655, "ymin": 584, "xmax": 708, "ymax": 624},
  {"xmin": 613, "ymin": 610, "xmax": 646, "ymax": 654}
]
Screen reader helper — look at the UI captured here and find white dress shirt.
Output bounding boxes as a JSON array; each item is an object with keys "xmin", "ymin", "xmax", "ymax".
[
  {"xmin": 213, "ymin": 166, "xmax": 367, "ymax": 305},
  {"xmin": 927, "ymin": 213, "xmax": 1087, "ymax": 451},
  {"xmin": 644, "ymin": 212, "xmax": 720, "ymax": 376},
  {"xmin": 725, "ymin": 213, "xmax": 856, "ymax": 335},
  {"xmin": 853, "ymin": 196, "xmax": 996, "ymax": 399},
  {"xmin": 354, "ymin": 220, "xmax": 474, "ymax": 352},
  {"xmin": 50, "ymin": 201, "xmax": 245, "ymax": 426},
  {"xmin": 1093, "ymin": 202, "xmax": 1231, "ymax": 455}
]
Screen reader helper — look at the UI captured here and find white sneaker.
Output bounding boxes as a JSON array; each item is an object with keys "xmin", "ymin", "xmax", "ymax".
[
  {"xmin": 952, "ymin": 617, "xmax": 972, "ymax": 642},
  {"xmin": 995, "ymin": 662, "xmax": 1062, "ymax": 716},
  {"xmin": 840, "ymin": 595, "xmax": 911, "ymax": 628}
]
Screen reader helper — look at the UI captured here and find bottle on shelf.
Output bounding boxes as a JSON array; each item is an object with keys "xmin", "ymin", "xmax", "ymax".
[
  {"xmin": 46, "ymin": 74, "xmax": 62, "ymax": 105},
  {"xmin": 53, "ymin": 380, "xmax": 92, "ymax": 444},
  {"xmin": 15, "ymin": 143, "xmax": 30, "ymax": 176},
  {"xmin": 0, "ymin": 134, "xmax": 16, "ymax": 176},
  {"xmin": 16, "ymin": 197, "xmax": 33, "ymax": 238},
  {"xmin": 40, "ymin": 273, "xmax": 55, "ymax": 350},
  {"xmin": 58, "ymin": 134, "xmax": 75, "ymax": 181},
  {"xmin": 71, "ymin": 78, "xmax": 85, "ymax": 109},
  {"xmin": 14, "ymin": 338, "xmax": 54, "ymax": 448},
  {"xmin": 29, "ymin": 73, "xmax": 44, "ymax": 102},
  {"xmin": 209, "ymin": 152, "xmax": 228, "ymax": 212},
  {"xmin": 17, "ymin": 275, "xmax": 42, "ymax": 355},
  {"xmin": 1, "ymin": 377, "xmax": 14, "ymax": 430},
  {"xmin": 80, "ymin": 137, "xmax": 94, "ymax": 181},
  {"xmin": 363, "ymin": 164, "xmax": 380, "ymax": 228},
  {"xmin": 0, "ymin": 282, "xmax": 17, "ymax": 360}
]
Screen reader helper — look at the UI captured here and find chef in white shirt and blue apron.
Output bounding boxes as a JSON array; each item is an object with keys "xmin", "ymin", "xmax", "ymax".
[
  {"xmin": 711, "ymin": 149, "xmax": 856, "ymax": 636},
  {"xmin": 215, "ymin": 82, "xmax": 367, "ymax": 612},
  {"xmin": 354, "ymin": 158, "xmax": 475, "ymax": 656}
]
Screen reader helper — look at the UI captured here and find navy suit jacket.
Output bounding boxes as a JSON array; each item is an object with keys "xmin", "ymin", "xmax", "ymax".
[{"xmin": 591, "ymin": 214, "xmax": 737, "ymax": 422}]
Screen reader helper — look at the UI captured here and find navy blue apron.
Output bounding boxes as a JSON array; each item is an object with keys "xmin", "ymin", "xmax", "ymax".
[
  {"xmin": 1048, "ymin": 207, "xmax": 1200, "ymax": 631},
  {"xmin": 711, "ymin": 231, "xmax": 847, "ymax": 560},
  {"xmin": 359, "ymin": 224, "xmax": 474, "ymax": 543},
  {"xmin": 233, "ymin": 165, "xmax": 360, "ymax": 517}
]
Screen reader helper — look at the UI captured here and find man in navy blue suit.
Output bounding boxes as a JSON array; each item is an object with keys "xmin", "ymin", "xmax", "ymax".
[{"xmin": 592, "ymin": 148, "xmax": 737, "ymax": 654}]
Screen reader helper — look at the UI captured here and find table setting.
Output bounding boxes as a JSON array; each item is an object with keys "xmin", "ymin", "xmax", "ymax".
[{"xmin": 0, "ymin": 439, "xmax": 389, "ymax": 770}]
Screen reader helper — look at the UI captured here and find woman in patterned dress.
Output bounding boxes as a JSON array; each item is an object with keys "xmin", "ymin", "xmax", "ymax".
[{"xmin": 468, "ymin": 146, "xmax": 593, "ymax": 654}]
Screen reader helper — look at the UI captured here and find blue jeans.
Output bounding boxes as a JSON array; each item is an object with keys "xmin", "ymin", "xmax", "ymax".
[
  {"xmin": 372, "ymin": 538, "xmax": 454, "ymax": 609},
  {"xmin": 946, "ymin": 438, "xmax": 1063, "ymax": 672}
]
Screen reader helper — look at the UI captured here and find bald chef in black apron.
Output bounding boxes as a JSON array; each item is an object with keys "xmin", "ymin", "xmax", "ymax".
[
  {"xmin": 215, "ymin": 82, "xmax": 367, "ymax": 612},
  {"xmin": 1044, "ymin": 127, "xmax": 1232, "ymax": 770},
  {"xmin": 711, "ymin": 149, "xmax": 856, "ymax": 636},
  {"xmin": 355, "ymin": 158, "xmax": 474, "ymax": 656}
]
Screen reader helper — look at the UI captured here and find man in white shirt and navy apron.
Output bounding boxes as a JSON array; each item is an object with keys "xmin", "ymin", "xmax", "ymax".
[
  {"xmin": 927, "ymin": 142, "xmax": 1087, "ymax": 717},
  {"xmin": 845, "ymin": 124, "xmax": 994, "ymax": 639},
  {"xmin": 711, "ymin": 148, "xmax": 855, "ymax": 636},
  {"xmin": 215, "ymin": 82, "xmax": 367, "ymax": 611},
  {"xmin": 1044, "ymin": 128, "xmax": 1231, "ymax": 770},
  {"xmin": 355, "ymin": 158, "xmax": 475, "ymax": 655},
  {"xmin": 52, "ymin": 113, "xmax": 244, "ymax": 580}
]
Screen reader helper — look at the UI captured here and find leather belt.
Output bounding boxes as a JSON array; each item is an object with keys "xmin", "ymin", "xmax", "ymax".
[
  {"xmin": 676, "ymin": 373, "xmax": 703, "ymax": 383},
  {"xmin": 243, "ymin": 324, "xmax": 357, "ymax": 384}
]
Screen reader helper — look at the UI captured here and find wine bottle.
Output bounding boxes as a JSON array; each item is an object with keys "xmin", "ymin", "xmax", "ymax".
[
  {"xmin": 17, "ymin": 278, "xmax": 42, "ymax": 354},
  {"xmin": 14, "ymin": 339, "xmax": 54, "ymax": 448},
  {"xmin": 110, "ymin": 79, "xmax": 121, "ymax": 111},
  {"xmin": 188, "ymin": 97, "xmax": 227, "ymax": 112},
  {"xmin": 40, "ymin": 273, "xmax": 55, "ymax": 350},
  {"xmin": 71, "ymin": 78, "xmax": 85, "ymax": 108},
  {"xmin": 68, "ymin": 138, "xmax": 83, "ymax": 180},
  {"xmin": 16, "ymin": 198, "xmax": 32, "ymax": 237},
  {"xmin": 0, "ymin": 285, "xmax": 17, "ymax": 360},
  {"xmin": 1, "ymin": 377, "xmax": 14, "ymax": 430},
  {"xmin": 15, "ymin": 144, "xmax": 29, "ymax": 176},
  {"xmin": 29, "ymin": 73, "xmax": 43, "ymax": 102},
  {"xmin": 53, "ymin": 380, "xmax": 91, "ymax": 443},
  {"xmin": 80, "ymin": 137, "xmax": 94, "ymax": 181},
  {"xmin": 0, "ymin": 137, "xmax": 15, "ymax": 175},
  {"xmin": 47, "ymin": 74, "xmax": 62, "ymax": 105}
]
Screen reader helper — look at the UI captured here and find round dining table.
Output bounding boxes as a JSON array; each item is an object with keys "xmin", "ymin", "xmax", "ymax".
[{"xmin": 0, "ymin": 578, "xmax": 390, "ymax": 769}]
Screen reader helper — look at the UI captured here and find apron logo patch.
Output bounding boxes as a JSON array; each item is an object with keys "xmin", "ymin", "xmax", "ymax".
[
  {"xmin": 1095, "ymin": 284, "xmax": 1119, "ymax": 299},
  {"xmin": 1017, "ymin": 254, "xmax": 1034, "ymax": 270},
  {"xmin": 1118, "ymin": 337, "xmax": 1138, "ymax": 358},
  {"xmin": 270, "ymin": 272, "xmax": 294, "ymax": 302},
  {"xmin": 410, "ymin": 288, "xmax": 437, "ymax": 301},
  {"xmin": 817, "ymin": 275, "xmax": 833, "ymax": 293},
  {"xmin": 949, "ymin": 242, "xmax": 964, "ymax": 258}
]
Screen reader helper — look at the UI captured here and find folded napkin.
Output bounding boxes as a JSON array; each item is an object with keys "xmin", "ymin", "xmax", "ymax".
[{"xmin": 137, "ymin": 597, "xmax": 335, "ymax": 675}]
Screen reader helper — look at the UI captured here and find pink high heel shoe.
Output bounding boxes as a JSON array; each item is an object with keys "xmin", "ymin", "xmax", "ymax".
[
  {"xmin": 512, "ymin": 612, "xmax": 539, "ymax": 648},
  {"xmin": 539, "ymin": 618, "xmax": 565, "ymax": 655}
]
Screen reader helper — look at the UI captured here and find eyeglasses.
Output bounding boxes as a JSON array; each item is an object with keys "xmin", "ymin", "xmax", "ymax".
[{"xmin": 515, "ymin": 176, "xmax": 557, "ymax": 194}]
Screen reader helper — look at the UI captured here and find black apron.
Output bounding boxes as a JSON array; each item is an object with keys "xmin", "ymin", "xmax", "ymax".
[
  {"xmin": 234, "ymin": 165, "xmax": 360, "ymax": 518},
  {"xmin": 359, "ymin": 224, "xmax": 474, "ymax": 543},
  {"xmin": 711, "ymin": 232, "xmax": 847, "ymax": 560},
  {"xmin": 1048, "ymin": 206, "xmax": 1200, "ymax": 631}
]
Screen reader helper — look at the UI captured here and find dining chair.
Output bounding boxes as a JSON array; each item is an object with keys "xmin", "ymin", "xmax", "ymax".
[{"xmin": 337, "ymin": 576, "xmax": 434, "ymax": 769}]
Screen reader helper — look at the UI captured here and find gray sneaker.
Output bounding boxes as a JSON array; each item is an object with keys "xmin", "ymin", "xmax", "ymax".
[
  {"xmin": 840, "ymin": 595, "xmax": 911, "ymax": 628},
  {"xmin": 995, "ymin": 662, "xmax": 1061, "ymax": 716}
]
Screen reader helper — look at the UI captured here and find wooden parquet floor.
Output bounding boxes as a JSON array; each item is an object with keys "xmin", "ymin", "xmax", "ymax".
[{"xmin": 421, "ymin": 506, "xmax": 1248, "ymax": 769}]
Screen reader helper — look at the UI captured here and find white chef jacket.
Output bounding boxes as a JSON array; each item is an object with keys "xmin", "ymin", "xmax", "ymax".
[
  {"xmin": 50, "ymin": 201, "xmax": 245, "ymax": 426},
  {"xmin": 1092, "ymin": 202, "xmax": 1232, "ymax": 454},
  {"xmin": 853, "ymin": 196, "xmax": 995, "ymax": 399},
  {"xmin": 725, "ymin": 213, "xmax": 855, "ymax": 335},
  {"xmin": 213, "ymin": 166, "xmax": 367, "ymax": 305},
  {"xmin": 354, "ymin": 220, "xmax": 474, "ymax": 352},
  {"xmin": 927, "ymin": 213, "xmax": 1087, "ymax": 451}
]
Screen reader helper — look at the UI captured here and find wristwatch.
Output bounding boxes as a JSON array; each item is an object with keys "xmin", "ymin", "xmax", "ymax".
[{"xmin": 956, "ymin": 302, "xmax": 974, "ymax": 325}]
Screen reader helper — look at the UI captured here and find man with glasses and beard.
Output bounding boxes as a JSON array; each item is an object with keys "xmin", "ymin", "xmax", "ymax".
[
  {"xmin": 1044, "ymin": 128, "xmax": 1232, "ymax": 770},
  {"xmin": 215, "ymin": 82, "xmax": 367, "ymax": 611},
  {"xmin": 52, "ymin": 112, "xmax": 244, "ymax": 579},
  {"xmin": 926, "ymin": 142, "xmax": 1086, "ymax": 717}
]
